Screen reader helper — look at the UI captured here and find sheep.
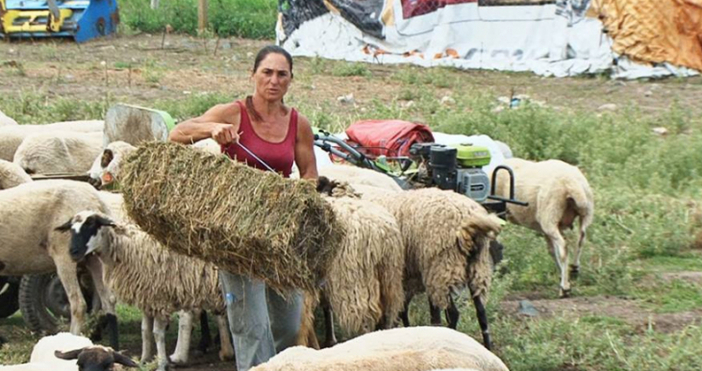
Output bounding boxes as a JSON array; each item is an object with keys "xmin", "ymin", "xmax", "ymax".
[
  {"xmin": 58, "ymin": 211, "xmax": 235, "ymax": 371},
  {"xmin": 88, "ymin": 139, "xmax": 219, "ymax": 188},
  {"xmin": 317, "ymin": 163, "xmax": 404, "ymax": 191},
  {"xmin": 0, "ymin": 180, "xmax": 118, "ymax": 347},
  {"xmin": 14, "ymin": 132, "xmax": 103, "ymax": 175},
  {"xmin": 371, "ymin": 188, "xmax": 500, "ymax": 348},
  {"xmin": 0, "ymin": 120, "xmax": 103, "ymax": 161},
  {"xmin": 0, "ymin": 110, "xmax": 18, "ymax": 126},
  {"xmin": 0, "ymin": 159, "xmax": 32, "ymax": 190},
  {"xmin": 249, "ymin": 326, "xmax": 510, "ymax": 371},
  {"xmin": 491, "ymin": 158, "xmax": 594, "ymax": 297},
  {"xmin": 322, "ymin": 195, "xmax": 406, "ymax": 335},
  {"xmin": 0, "ymin": 332, "xmax": 138, "ymax": 371},
  {"xmin": 319, "ymin": 177, "xmax": 502, "ymax": 350}
]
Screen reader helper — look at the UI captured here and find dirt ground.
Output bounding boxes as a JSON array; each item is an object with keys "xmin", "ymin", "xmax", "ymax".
[
  {"xmin": 2, "ymin": 34, "xmax": 702, "ymax": 370},
  {"xmin": 2, "ymin": 33, "xmax": 702, "ymax": 119}
]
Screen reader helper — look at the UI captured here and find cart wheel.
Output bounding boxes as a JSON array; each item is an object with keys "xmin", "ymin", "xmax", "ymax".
[
  {"xmin": 18, "ymin": 271, "xmax": 97, "ymax": 334},
  {"xmin": 0, "ymin": 276, "xmax": 20, "ymax": 318}
]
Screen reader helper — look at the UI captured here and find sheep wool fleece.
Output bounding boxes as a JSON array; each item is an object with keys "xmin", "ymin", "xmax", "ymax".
[{"xmin": 219, "ymin": 271, "xmax": 303, "ymax": 371}]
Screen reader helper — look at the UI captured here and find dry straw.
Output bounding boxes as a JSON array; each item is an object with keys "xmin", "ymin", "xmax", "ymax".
[{"xmin": 119, "ymin": 141, "xmax": 345, "ymax": 292}]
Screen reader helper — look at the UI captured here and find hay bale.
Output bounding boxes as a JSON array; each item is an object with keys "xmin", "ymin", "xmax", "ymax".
[{"xmin": 120, "ymin": 141, "xmax": 344, "ymax": 292}]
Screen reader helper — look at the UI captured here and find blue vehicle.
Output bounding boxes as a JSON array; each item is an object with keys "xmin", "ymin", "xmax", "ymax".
[{"xmin": 0, "ymin": 0, "xmax": 118, "ymax": 43}]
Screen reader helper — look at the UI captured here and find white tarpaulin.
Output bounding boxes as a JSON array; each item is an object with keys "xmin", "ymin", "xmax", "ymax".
[{"xmin": 277, "ymin": 0, "xmax": 699, "ymax": 79}]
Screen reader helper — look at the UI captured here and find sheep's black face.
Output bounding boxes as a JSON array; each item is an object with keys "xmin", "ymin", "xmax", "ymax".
[
  {"xmin": 55, "ymin": 212, "xmax": 115, "ymax": 262},
  {"xmin": 76, "ymin": 348, "xmax": 114, "ymax": 371},
  {"xmin": 55, "ymin": 346, "xmax": 139, "ymax": 370}
]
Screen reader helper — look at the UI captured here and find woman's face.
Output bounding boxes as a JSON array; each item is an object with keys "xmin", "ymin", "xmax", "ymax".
[{"xmin": 253, "ymin": 53, "xmax": 292, "ymax": 102}]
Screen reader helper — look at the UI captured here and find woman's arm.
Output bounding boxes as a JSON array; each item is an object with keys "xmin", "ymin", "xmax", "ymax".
[
  {"xmin": 294, "ymin": 114, "xmax": 318, "ymax": 180},
  {"xmin": 168, "ymin": 103, "xmax": 241, "ymax": 144}
]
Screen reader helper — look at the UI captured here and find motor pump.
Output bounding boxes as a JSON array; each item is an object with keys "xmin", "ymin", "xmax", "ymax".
[{"xmin": 410, "ymin": 143, "xmax": 492, "ymax": 203}]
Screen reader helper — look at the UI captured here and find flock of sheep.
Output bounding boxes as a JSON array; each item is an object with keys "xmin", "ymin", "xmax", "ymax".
[{"xmin": 0, "ymin": 112, "xmax": 595, "ymax": 371}]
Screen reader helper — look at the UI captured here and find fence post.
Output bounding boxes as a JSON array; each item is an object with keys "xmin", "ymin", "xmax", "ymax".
[
  {"xmin": 150, "ymin": 0, "xmax": 159, "ymax": 10},
  {"xmin": 198, "ymin": 0, "xmax": 208, "ymax": 33}
]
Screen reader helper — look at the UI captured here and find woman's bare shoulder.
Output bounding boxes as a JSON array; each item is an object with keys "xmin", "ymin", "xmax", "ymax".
[{"xmin": 204, "ymin": 101, "xmax": 241, "ymax": 125}]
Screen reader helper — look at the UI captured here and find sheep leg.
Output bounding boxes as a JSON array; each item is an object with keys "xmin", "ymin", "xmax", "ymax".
[
  {"xmin": 472, "ymin": 295, "xmax": 492, "ymax": 351},
  {"xmin": 84, "ymin": 256, "xmax": 119, "ymax": 350},
  {"xmin": 320, "ymin": 293, "xmax": 337, "ymax": 348},
  {"xmin": 154, "ymin": 314, "xmax": 170, "ymax": 371},
  {"xmin": 216, "ymin": 314, "xmax": 235, "ymax": 361},
  {"xmin": 140, "ymin": 315, "xmax": 155, "ymax": 364},
  {"xmin": 53, "ymin": 255, "xmax": 86, "ymax": 336},
  {"xmin": 545, "ymin": 232, "xmax": 570, "ymax": 298},
  {"xmin": 400, "ymin": 294, "xmax": 413, "ymax": 328},
  {"xmin": 570, "ymin": 226, "xmax": 587, "ymax": 280},
  {"xmin": 429, "ymin": 299, "xmax": 442, "ymax": 326},
  {"xmin": 170, "ymin": 310, "xmax": 194, "ymax": 365},
  {"xmin": 445, "ymin": 295, "xmax": 460, "ymax": 330},
  {"xmin": 197, "ymin": 309, "xmax": 212, "ymax": 353}
]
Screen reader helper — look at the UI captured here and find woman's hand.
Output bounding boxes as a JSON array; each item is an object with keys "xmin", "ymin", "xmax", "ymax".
[{"xmin": 211, "ymin": 124, "xmax": 240, "ymax": 145}]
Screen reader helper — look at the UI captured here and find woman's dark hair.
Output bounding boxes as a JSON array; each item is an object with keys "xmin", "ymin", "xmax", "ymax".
[{"xmin": 247, "ymin": 45, "xmax": 294, "ymax": 122}]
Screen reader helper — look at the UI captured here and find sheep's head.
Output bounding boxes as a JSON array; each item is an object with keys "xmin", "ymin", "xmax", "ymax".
[
  {"xmin": 316, "ymin": 176, "xmax": 360, "ymax": 198},
  {"xmin": 88, "ymin": 141, "xmax": 136, "ymax": 189},
  {"xmin": 55, "ymin": 345, "xmax": 138, "ymax": 371},
  {"xmin": 0, "ymin": 159, "xmax": 32, "ymax": 190},
  {"xmin": 55, "ymin": 211, "xmax": 117, "ymax": 262}
]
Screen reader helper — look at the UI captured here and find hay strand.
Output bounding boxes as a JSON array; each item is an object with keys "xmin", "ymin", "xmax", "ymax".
[{"xmin": 120, "ymin": 141, "xmax": 344, "ymax": 292}]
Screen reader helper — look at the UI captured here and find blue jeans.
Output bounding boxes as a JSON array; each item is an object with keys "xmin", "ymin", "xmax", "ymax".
[{"xmin": 219, "ymin": 271, "xmax": 303, "ymax": 371}]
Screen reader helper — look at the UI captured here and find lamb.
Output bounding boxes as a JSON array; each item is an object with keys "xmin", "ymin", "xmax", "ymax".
[
  {"xmin": 0, "ymin": 180, "xmax": 118, "ymax": 348},
  {"xmin": 491, "ymin": 158, "xmax": 594, "ymax": 297},
  {"xmin": 14, "ymin": 131, "xmax": 103, "ymax": 175},
  {"xmin": 250, "ymin": 326, "xmax": 510, "ymax": 371},
  {"xmin": 0, "ymin": 159, "xmax": 32, "ymax": 190},
  {"xmin": 0, "ymin": 120, "xmax": 103, "ymax": 161},
  {"xmin": 0, "ymin": 332, "xmax": 137, "ymax": 371},
  {"xmin": 59, "ymin": 211, "xmax": 235, "ymax": 371}
]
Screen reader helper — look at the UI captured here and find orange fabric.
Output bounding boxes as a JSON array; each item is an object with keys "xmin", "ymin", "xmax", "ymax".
[{"xmin": 590, "ymin": 0, "xmax": 702, "ymax": 71}]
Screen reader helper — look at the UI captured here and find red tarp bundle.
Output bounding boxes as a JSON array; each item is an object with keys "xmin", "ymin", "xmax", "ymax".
[{"xmin": 345, "ymin": 120, "xmax": 434, "ymax": 158}]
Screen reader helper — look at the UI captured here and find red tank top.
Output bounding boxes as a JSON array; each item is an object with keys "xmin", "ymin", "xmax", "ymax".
[{"xmin": 221, "ymin": 101, "xmax": 297, "ymax": 178}]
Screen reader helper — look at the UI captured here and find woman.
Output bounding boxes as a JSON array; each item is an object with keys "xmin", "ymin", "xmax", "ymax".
[{"xmin": 169, "ymin": 45, "xmax": 318, "ymax": 371}]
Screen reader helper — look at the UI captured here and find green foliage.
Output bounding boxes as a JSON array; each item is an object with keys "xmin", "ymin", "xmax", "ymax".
[
  {"xmin": 118, "ymin": 0, "xmax": 277, "ymax": 39},
  {"xmin": 332, "ymin": 62, "xmax": 372, "ymax": 77}
]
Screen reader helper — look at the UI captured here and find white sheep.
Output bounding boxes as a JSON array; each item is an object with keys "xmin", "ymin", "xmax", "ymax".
[
  {"xmin": 0, "ymin": 120, "xmax": 103, "ymax": 161},
  {"xmin": 365, "ymin": 188, "xmax": 501, "ymax": 349},
  {"xmin": 0, "ymin": 110, "xmax": 18, "ymax": 126},
  {"xmin": 322, "ymin": 195, "xmax": 406, "ymax": 336},
  {"xmin": 0, "ymin": 159, "xmax": 32, "ymax": 190},
  {"xmin": 0, "ymin": 180, "xmax": 118, "ymax": 346},
  {"xmin": 318, "ymin": 176, "xmax": 502, "ymax": 350},
  {"xmin": 88, "ymin": 139, "xmax": 219, "ymax": 188},
  {"xmin": 317, "ymin": 163, "xmax": 404, "ymax": 191},
  {"xmin": 0, "ymin": 332, "xmax": 137, "ymax": 371},
  {"xmin": 14, "ymin": 131, "xmax": 103, "ymax": 175},
  {"xmin": 59, "ymin": 211, "xmax": 235, "ymax": 371},
  {"xmin": 250, "ymin": 326, "xmax": 510, "ymax": 371},
  {"xmin": 491, "ymin": 158, "xmax": 594, "ymax": 297}
]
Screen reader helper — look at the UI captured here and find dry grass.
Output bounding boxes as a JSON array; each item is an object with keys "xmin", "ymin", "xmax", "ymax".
[{"xmin": 119, "ymin": 141, "xmax": 345, "ymax": 293}]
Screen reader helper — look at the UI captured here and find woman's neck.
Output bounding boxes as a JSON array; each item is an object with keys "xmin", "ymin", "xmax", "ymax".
[{"xmin": 251, "ymin": 94, "xmax": 285, "ymax": 120}]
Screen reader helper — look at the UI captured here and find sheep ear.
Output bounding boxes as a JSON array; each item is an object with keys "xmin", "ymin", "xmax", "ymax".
[
  {"xmin": 316, "ymin": 176, "xmax": 331, "ymax": 193},
  {"xmin": 95, "ymin": 214, "xmax": 116, "ymax": 228},
  {"xmin": 55, "ymin": 219, "xmax": 73, "ymax": 232},
  {"xmin": 112, "ymin": 351, "xmax": 139, "ymax": 368},
  {"xmin": 55, "ymin": 348, "xmax": 85, "ymax": 360}
]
